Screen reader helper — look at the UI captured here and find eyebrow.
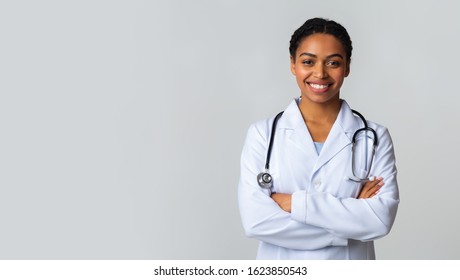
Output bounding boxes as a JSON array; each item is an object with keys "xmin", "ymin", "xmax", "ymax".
[{"xmin": 298, "ymin": 52, "xmax": 344, "ymax": 59}]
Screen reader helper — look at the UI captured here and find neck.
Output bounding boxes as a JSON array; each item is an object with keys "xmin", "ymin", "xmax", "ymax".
[{"xmin": 298, "ymin": 97, "xmax": 341, "ymax": 124}]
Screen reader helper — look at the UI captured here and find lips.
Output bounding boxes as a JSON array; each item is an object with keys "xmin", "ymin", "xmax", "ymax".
[
  {"xmin": 309, "ymin": 83, "xmax": 330, "ymax": 89},
  {"xmin": 307, "ymin": 82, "xmax": 332, "ymax": 93}
]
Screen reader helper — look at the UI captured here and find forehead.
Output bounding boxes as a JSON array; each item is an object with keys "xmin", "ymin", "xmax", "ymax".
[{"xmin": 296, "ymin": 33, "xmax": 346, "ymax": 58}]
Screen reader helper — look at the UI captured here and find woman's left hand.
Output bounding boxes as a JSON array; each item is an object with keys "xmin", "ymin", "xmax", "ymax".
[
  {"xmin": 271, "ymin": 193, "xmax": 292, "ymax": 213},
  {"xmin": 358, "ymin": 177, "xmax": 384, "ymax": 199}
]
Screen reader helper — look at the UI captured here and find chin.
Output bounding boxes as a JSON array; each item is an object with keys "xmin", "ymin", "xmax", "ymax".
[{"xmin": 302, "ymin": 93, "xmax": 339, "ymax": 104}]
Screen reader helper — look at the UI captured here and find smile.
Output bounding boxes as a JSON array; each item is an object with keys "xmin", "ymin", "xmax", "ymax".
[{"xmin": 308, "ymin": 83, "xmax": 331, "ymax": 89}]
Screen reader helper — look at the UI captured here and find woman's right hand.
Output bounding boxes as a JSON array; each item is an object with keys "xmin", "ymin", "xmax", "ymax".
[{"xmin": 357, "ymin": 177, "xmax": 384, "ymax": 199}]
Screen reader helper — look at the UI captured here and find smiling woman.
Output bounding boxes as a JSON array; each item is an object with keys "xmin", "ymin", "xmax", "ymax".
[
  {"xmin": 291, "ymin": 34, "xmax": 349, "ymax": 107},
  {"xmin": 238, "ymin": 18, "xmax": 399, "ymax": 260}
]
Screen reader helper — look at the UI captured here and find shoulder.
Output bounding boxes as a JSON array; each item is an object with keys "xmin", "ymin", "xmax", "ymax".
[
  {"xmin": 246, "ymin": 99, "xmax": 299, "ymax": 139},
  {"xmin": 240, "ymin": 116, "xmax": 279, "ymax": 164},
  {"xmin": 245, "ymin": 116, "xmax": 277, "ymax": 145},
  {"xmin": 342, "ymin": 100, "xmax": 394, "ymax": 148},
  {"xmin": 366, "ymin": 120, "xmax": 391, "ymax": 137},
  {"xmin": 365, "ymin": 120, "xmax": 395, "ymax": 153},
  {"xmin": 342, "ymin": 101, "xmax": 391, "ymax": 137},
  {"xmin": 366, "ymin": 120, "xmax": 389, "ymax": 134}
]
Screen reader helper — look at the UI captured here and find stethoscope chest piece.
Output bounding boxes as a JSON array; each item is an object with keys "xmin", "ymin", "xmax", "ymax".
[
  {"xmin": 256, "ymin": 111, "xmax": 284, "ymax": 190},
  {"xmin": 257, "ymin": 172, "xmax": 272, "ymax": 189}
]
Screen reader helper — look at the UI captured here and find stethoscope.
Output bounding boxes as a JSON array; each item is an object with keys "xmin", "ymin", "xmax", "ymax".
[{"xmin": 257, "ymin": 109, "xmax": 378, "ymax": 190}]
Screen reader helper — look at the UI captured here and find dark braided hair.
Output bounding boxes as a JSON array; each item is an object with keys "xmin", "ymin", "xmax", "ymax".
[{"xmin": 289, "ymin": 18, "xmax": 352, "ymax": 62}]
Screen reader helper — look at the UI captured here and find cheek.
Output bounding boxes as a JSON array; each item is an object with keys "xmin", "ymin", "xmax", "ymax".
[
  {"xmin": 294, "ymin": 67, "xmax": 310, "ymax": 81},
  {"xmin": 295, "ymin": 74, "xmax": 307, "ymax": 87},
  {"xmin": 331, "ymin": 70, "xmax": 346, "ymax": 83}
]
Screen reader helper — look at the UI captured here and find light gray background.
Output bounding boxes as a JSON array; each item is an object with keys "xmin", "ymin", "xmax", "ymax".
[{"xmin": 1, "ymin": 0, "xmax": 459, "ymax": 259}]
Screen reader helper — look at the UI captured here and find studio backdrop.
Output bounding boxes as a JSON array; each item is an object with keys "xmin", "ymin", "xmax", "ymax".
[{"xmin": 1, "ymin": 0, "xmax": 459, "ymax": 259}]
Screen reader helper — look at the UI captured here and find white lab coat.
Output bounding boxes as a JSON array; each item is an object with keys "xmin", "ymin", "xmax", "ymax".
[{"xmin": 238, "ymin": 98, "xmax": 399, "ymax": 259}]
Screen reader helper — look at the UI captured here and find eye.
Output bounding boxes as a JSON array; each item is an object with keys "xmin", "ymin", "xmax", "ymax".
[
  {"xmin": 326, "ymin": 60, "xmax": 340, "ymax": 67},
  {"xmin": 301, "ymin": 60, "xmax": 314, "ymax": 66}
]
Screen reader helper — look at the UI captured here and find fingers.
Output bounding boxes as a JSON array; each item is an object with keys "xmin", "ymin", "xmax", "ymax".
[
  {"xmin": 369, "ymin": 177, "xmax": 384, "ymax": 195},
  {"xmin": 368, "ymin": 177, "xmax": 384, "ymax": 197},
  {"xmin": 270, "ymin": 193, "xmax": 292, "ymax": 213},
  {"xmin": 358, "ymin": 177, "xmax": 384, "ymax": 199}
]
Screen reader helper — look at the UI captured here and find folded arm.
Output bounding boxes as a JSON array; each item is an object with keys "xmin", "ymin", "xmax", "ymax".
[
  {"xmin": 238, "ymin": 123, "xmax": 348, "ymax": 250},
  {"xmin": 289, "ymin": 128, "xmax": 399, "ymax": 241}
]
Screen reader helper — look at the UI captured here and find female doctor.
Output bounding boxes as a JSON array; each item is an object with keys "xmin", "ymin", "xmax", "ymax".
[{"xmin": 238, "ymin": 18, "xmax": 399, "ymax": 259}]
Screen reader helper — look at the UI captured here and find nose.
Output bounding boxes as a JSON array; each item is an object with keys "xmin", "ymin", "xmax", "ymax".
[{"xmin": 313, "ymin": 64, "xmax": 328, "ymax": 79}]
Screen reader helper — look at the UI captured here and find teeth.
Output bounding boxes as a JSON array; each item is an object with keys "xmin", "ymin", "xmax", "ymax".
[{"xmin": 309, "ymin": 83, "xmax": 329, "ymax": 89}]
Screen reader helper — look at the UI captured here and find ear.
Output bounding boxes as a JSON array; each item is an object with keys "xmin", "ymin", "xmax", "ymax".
[
  {"xmin": 290, "ymin": 56, "xmax": 296, "ymax": 76},
  {"xmin": 345, "ymin": 60, "xmax": 351, "ymax": 77}
]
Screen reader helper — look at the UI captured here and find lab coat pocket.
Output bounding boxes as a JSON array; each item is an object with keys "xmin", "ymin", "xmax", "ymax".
[
  {"xmin": 354, "ymin": 168, "xmax": 371, "ymax": 181},
  {"xmin": 337, "ymin": 179, "xmax": 363, "ymax": 198}
]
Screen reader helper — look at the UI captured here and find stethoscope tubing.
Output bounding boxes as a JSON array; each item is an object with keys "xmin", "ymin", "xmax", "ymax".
[
  {"xmin": 264, "ymin": 111, "xmax": 284, "ymax": 171},
  {"xmin": 258, "ymin": 108, "xmax": 378, "ymax": 188}
]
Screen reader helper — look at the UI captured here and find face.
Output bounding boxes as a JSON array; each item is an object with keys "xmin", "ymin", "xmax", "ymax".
[{"xmin": 290, "ymin": 33, "xmax": 350, "ymax": 105}]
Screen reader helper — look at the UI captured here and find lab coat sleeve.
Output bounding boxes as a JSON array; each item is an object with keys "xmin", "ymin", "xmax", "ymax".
[
  {"xmin": 238, "ymin": 122, "xmax": 348, "ymax": 250},
  {"xmin": 291, "ymin": 127, "xmax": 400, "ymax": 241}
]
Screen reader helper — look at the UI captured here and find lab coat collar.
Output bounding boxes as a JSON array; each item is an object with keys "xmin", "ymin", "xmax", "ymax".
[{"xmin": 277, "ymin": 97, "xmax": 362, "ymax": 176}]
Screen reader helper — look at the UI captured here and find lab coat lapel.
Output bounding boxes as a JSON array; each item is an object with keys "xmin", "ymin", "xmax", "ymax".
[
  {"xmin": 278, "ymin": 99, "xmax": 318, "ymax": 171},
  {"xmin": 312, "ymin": 100, "xmax": 361, "ymax": 174},
  {"xmin": 289, "ymin": 120, "xmax": 319, "ymax": 162}
]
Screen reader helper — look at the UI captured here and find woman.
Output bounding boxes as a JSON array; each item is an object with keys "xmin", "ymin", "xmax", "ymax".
[{"xmin": 238, "ymin": 18, "xmax": 399, "ymax": 260}]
